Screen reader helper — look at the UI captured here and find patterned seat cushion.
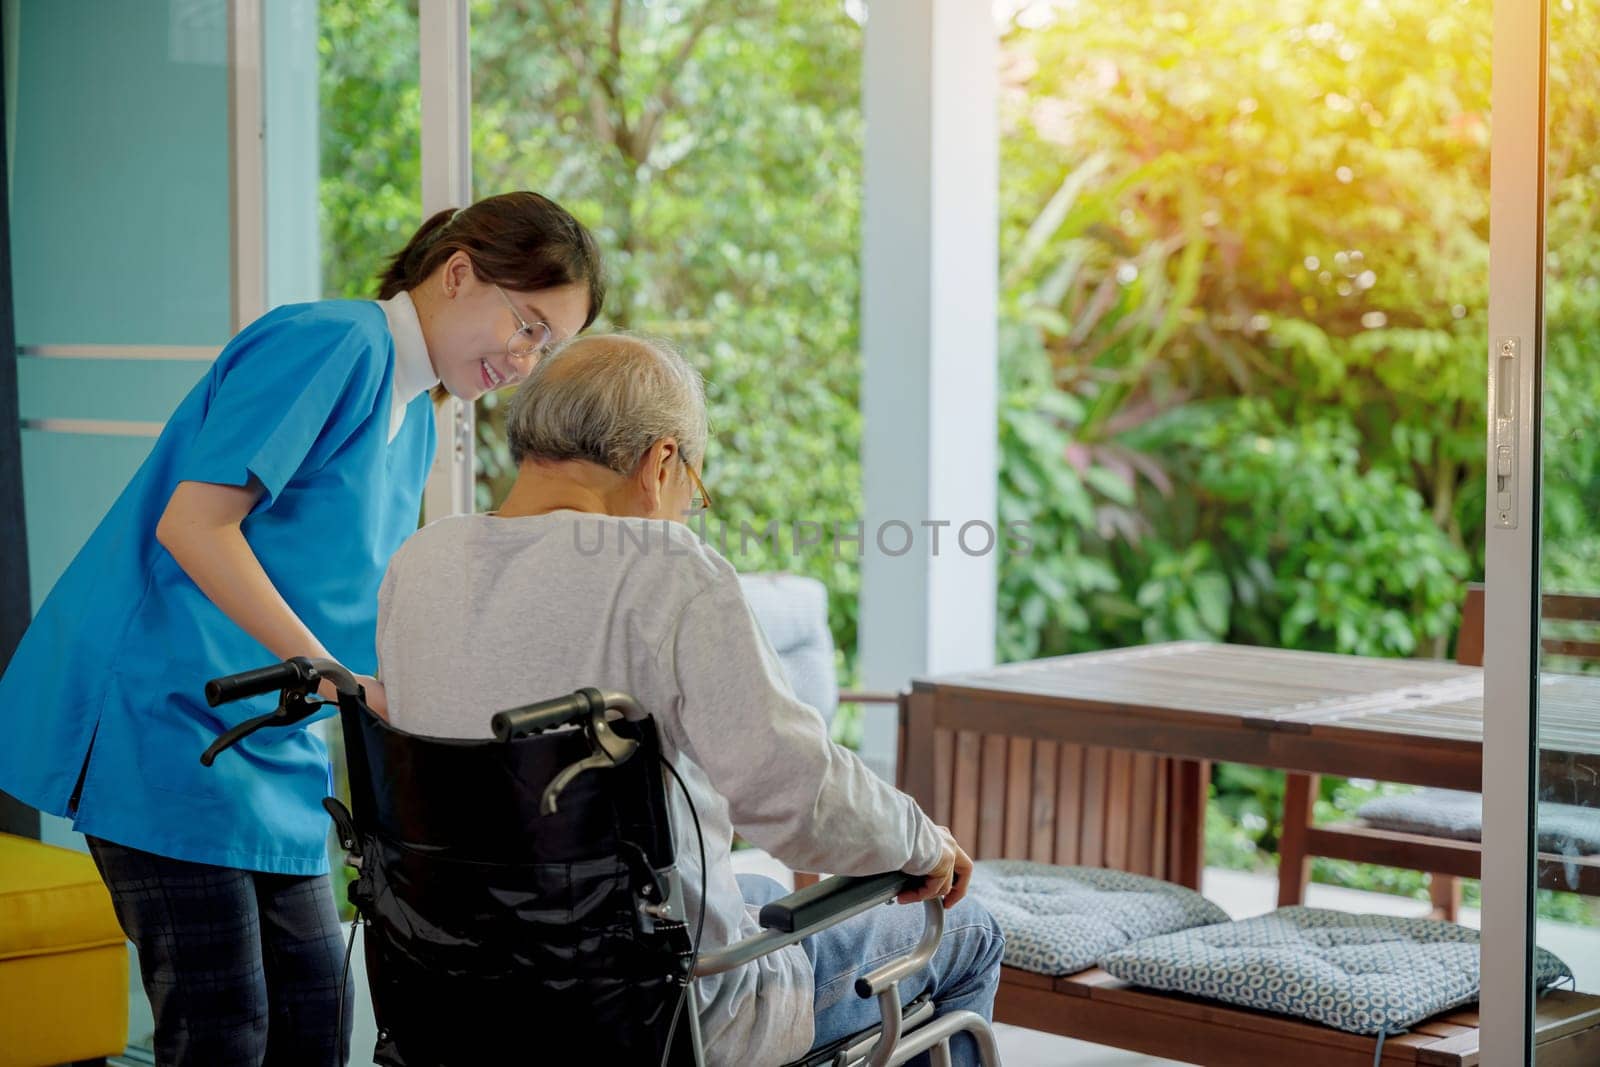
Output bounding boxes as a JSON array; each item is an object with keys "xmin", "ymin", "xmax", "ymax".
[
  {"xmin": 1358, "ymin": 788, "xmax": 1600, "ymax": 856},
  {"xmin": 1099, "ymin": 906, "xmax": 1573, "ymax": 1035},
  {"xmin": 968, "ymin": 860, "xmax": 1230, "ymax": 976}
]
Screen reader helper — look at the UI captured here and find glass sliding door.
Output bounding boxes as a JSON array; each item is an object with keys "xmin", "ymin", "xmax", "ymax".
[
  {"xmin": 1528, "ymin": 0, "xmax": 1600, "ymax": 1049},
  {"xmin": 1482, "ymin": 0, "xmax": 1600, "ymax": 1061}
]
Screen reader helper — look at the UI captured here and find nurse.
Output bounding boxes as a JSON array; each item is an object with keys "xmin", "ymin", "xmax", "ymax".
[{"xmin": 0, "ymin": 191, "xmax": 604, "ymax": 1065}]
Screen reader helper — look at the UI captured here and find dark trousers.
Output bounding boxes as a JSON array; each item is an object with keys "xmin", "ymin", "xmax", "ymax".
[{"xmin": 86, "ymin": 836, "xmax": 353, "ymax": 1067}]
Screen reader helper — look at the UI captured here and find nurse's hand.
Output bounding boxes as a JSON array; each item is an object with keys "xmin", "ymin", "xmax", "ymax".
[{"xmin": 316, "ymin": 674, "xmax": 389, "ymax": 720}]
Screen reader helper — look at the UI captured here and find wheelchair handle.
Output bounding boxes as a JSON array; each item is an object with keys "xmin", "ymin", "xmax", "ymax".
[
  {"xmin": 205, "ymin": 656, "xmax": 360, "ymax": 707},
  {"xmin": 490, "ymin": 688, "xmax": 642, "ymax": 740},
  {"xmin": 199, "ymin": 657, "xmax": 364, "ymax": 767}
]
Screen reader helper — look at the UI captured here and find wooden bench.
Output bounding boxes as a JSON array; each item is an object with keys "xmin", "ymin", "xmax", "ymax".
[
  {"xmin": 997, "ymin": 964, "xmax": 1600, "ymax": 1066},
  {"xmin": 1279, "ymin": 585, "xmax": 1600, "ymax": 919},
  {"xmin": 896, "ymin": 680, "xmax": 1600, "ymax": 1065}
]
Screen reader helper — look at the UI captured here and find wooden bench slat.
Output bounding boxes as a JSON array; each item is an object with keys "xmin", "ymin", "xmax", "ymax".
[
  {"xmin": 1080, "ymin": 747, "xmax": 1108, "ymax": 868},
  {"xmin": 1055, "ymin": 966, "xmax": 1122, "ymax": 994},
  {"xmin": 1535, "ymin": 1024, "xmax": 1600, "ymax": 1067},
  {"xmin": 1029, "ymin": 739, "xmax": 1058, "ymax": 864},
  {"xmin": 1415, "ymin": 1037, "xmax": 1479, "ymax": 1066},
  {"xmin": 1533, "ymin": 989, "xmax": 1600, "ymax": 1043},
  {"xmin": 1304, "ymin": 825, "xmax": 1482, "ymax": 878},
  {"xmin": 1415, "ymin": 1028, "xmax": 1484, "ymax": 1065},
  {"xmin": 1129, "ymin": 752, "xmax": 1157, "ymax": 876},
  {"xmin": 1004, "ymin": 737, "xmax": 1033, "ymax": 859},
  {"xmin": 1053, "ymin": 743, "xmax": 1083, "ymax": 865},
  {"xmin": 1543, "ymin": 591, "xmax": 1600, "ymax": 622},
  {"xmin": 1170, "ymin": 758, "xmax": 1208, "ymax": 889},
  {"xmin": 1003, "ymin": 969, "xmax": 1600, "ymax": 1067},
  {"xmin": 1105, "ymin": 748, "xmax": 1133, "ymax": 870},
  {"xmin": 998, "ymin": 981, "xmax": 1434, "ymax": 1066},
  {"xmin": 1003, "ymin": 976, "xmax": 1441, "ymax": 1064},
  {"xmin": 951, "ymin": 730, "xmax": 981, "ymax": 848},
  {"xmin": 1304, "ymin": 823, "xmax": 1600, "ymax": 895},
  {"xmin": 1082, "ymin": 979, "xmax": 1432, "ymax": 1056},
  {"xmin": 978, "ymin": 734, "xmax": 1008, "ymax": 857},
  {"xmin": 932, "ymin": 727, "xmax": 952, "ymax": 827},
  {"xmin": 1152, "ymin": 754, "xmax": 1170, "ymax": 880}
]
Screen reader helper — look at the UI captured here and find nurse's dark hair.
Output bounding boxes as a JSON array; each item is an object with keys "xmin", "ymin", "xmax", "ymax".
[{"xmin": 376, "ymin": 191, "xmax": 606, "ymax": 329}]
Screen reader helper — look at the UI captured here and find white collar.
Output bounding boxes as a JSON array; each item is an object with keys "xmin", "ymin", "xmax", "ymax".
[{"xmin": 378, "ymin": 291, "xmax": 438, "ymax": 441}]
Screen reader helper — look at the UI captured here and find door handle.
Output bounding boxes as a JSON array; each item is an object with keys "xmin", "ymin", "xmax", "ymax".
[{"xmin": 1492, "ymin": 336, "xmax": 1520, "ymax": 528}]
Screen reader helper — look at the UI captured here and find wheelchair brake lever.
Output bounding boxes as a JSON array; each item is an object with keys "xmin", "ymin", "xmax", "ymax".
[
  {"xmin": 199, "ymin": 690, "xmax": 323, "ymax": 766},
  {"xmin": 539, "ymin": 710, "xmax": 639, "ymax": 815}
]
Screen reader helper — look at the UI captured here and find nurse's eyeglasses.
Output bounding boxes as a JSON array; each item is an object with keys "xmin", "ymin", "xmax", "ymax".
[{"xmin": 494, "ymin": 286, "xmax": 556, "ymax": 361}]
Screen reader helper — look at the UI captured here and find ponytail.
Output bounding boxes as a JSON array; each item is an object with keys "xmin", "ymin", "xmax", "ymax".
[
  {"xmin": 377, "ymin": 208, "xmax": 457, "ymax": 300},
  {"xmin": 375, "ymin": 192, "xmax": 606, "ymax": 329}
]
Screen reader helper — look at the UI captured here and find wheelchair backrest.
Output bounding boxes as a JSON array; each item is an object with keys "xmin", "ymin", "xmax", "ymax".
[{"xmin": 334, "ymin": 699, "xmax": 692, "ymax": 1066}]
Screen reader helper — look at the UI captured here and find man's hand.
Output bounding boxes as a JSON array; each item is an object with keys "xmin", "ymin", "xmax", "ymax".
[
  {"xmin": 898, "ymin": 826, "xmax": 973, "ymax": 908},
  {"xmin": 356, "ymin": 675, "xmax": 388, "ymax": 719}
]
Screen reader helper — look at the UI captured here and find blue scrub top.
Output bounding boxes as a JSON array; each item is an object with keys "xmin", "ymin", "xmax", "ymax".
[{"xmin": 0, "ymin": 301, "xmax": 436, "ymax": 875}]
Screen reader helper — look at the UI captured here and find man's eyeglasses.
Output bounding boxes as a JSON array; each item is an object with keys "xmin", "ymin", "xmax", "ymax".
[
  {"xmin": 494, "ymin": 285, "xmax": 556, "ymax": 360},
  {"xmin": 682, "ymin": 454, "xmax": 713, "ymax": 513}
]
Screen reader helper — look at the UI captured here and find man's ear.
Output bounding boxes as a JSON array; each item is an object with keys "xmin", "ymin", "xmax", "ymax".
[{"xmin": 637, "ymin": 439, "xmax": 675, "ymax": 509}]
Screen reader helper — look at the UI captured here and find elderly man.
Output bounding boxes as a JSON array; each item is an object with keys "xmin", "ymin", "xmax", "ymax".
[{"xmin": 375, "ymin": 334, "xmax": 1003, "ymax": 1067}]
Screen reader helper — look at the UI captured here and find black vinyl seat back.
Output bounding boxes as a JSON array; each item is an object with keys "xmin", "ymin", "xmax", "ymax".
[{"xmin": 335, "ymin": 700, "xmax": 691, "ymax": 1066}]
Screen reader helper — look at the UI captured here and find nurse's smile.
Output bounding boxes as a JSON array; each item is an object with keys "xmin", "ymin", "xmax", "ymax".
[{"xmin": 415, "ymin": 258, "xmax": 592, "ymax": 403}]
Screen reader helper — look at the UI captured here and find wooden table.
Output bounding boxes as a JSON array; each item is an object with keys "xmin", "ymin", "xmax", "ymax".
[{"xmin": 902, "ymin": 641, "xmax": 1600, "ymax": 886}]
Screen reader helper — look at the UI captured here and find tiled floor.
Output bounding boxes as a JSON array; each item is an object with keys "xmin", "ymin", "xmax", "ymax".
[{"xmin": 120, "ymin": 859, "xmax": 1600, "ymax": 1066}]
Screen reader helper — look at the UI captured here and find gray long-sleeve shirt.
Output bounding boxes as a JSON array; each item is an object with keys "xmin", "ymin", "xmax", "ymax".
[{"xmin": 375, "ymin": 511, "xmax": 943, "ymax": 1066}]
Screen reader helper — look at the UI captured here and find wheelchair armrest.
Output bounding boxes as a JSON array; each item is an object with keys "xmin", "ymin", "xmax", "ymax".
[
  {"xmin": 757, "ymin": 871, "xmax": 913, "ymax": 933},
  {"xmin": 693, "ymin": 871, "xmax": 917, "ymax": 978}
]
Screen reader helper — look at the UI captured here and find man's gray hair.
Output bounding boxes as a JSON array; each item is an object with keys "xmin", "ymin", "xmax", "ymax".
[{"xmin": 505, "ymin": 333, "xmax": 709, "ymax": 474}]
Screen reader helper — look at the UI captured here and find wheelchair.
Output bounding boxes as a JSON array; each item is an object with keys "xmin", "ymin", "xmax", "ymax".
[{"xmin": 201, "ymin": 656, "xmax": 1002, "ymax": 1066}]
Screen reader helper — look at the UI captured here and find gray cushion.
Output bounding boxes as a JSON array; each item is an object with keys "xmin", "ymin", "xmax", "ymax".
[
  {"xmin": 1357, "ymin": 788, "xmax": 1483, "ymax": 841},
  {"xmin": 1099, "ymin": 906, "xmax": 1573, "ymax": 1036},
  {"xmin": 738, "ymin": 573, "xmax": 838, "ymax": 725},
  {"xmin": 968, "ymin": 860, "xmax": 1230, "ymax": 976},
  {"xmin": 1358, "ymin": 788, "xmax": 1600, "ymax": 855}
]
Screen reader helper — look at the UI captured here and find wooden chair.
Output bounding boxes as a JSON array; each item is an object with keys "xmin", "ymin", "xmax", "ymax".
[{"xmin": 1278, "ymin": 584, "xmax": 1600, "ymax": 920}]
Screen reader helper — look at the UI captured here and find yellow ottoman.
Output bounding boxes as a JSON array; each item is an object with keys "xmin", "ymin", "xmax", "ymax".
[{"xmin": 0, "ymin": 833, "xmax": 128, "ymax": 1067}]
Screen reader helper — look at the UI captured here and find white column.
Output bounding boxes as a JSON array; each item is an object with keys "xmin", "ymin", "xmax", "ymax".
[
  {"xmin": 858, "ymin": 0, "xmax": 998, "ymax": 783},
  {"xmin": 419, "ymin": 0, "xmax": 475, "ymax": 519}
]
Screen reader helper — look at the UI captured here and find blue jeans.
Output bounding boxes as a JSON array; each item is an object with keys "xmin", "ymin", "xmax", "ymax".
[{"xmin": 738, "ymin": 874, "xmax": 1004, "ymax": 1067}]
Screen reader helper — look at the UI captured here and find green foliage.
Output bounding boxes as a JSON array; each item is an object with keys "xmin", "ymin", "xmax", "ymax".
[
  {"xmin": 1193, "ymin": 404, "xmax": 1467, "ymax": 656},
  {"xmin": 994, "ymin": 0, "xmax": 1496, "ymax": 663},
  {"xmin": 318, "ymin": 0, "xmax": 420, "ymax": 299}
]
